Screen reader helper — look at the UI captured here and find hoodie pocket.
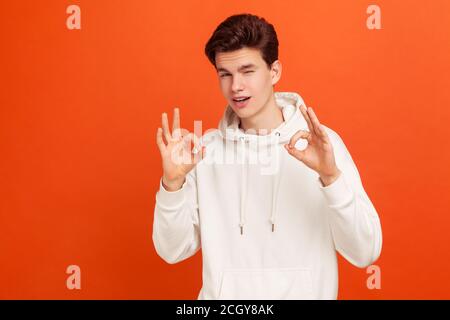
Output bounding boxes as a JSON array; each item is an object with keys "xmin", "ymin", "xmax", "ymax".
[{"xmin": 217, "ymin": 267, "xmax": 313, "ymax": 300}]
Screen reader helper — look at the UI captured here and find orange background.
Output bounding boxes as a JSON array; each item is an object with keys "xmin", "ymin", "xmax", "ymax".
[{"xmin": 1, "ymin": 0, "xmax": 450, "ymax": 299}]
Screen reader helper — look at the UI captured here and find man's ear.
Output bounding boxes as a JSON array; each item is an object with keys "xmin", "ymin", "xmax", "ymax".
[{"xmin": 270, "ymin": 60, "xmax": 282, "ymax": 85}]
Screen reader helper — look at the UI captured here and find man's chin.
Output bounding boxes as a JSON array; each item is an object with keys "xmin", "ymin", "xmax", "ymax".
[
  {"xmin": 231, "ymin": 107, "xmax": 247, "ymax": 117},
  {"xmin": 232, "ymin": 105, "xmax": 259, "ymax": 119}
]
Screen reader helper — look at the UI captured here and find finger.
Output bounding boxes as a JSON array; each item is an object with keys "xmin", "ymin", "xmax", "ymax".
[
  {"xmin": 169, "ymin": 132, "xmax": 201, "ymax": 166},
  {"xmin": 172, "ymin": 107, "xmax": 181, "ymax": 139},
  {"xmin": 177, "ymin": 133, "xmax": 198, "ymax": 166},
  {"xmin": 304, "ymin": 106, "xmax": 331, "ymax": 144},
  {"xmin": 156, "ymin": 127, "xmax": 167, "ymax": 153},
  {"xmin": 183, "ymin": 133, "xmax": 203, "ymax": 162},
  {"xmin": 161, "ymin": 112, "xmax": 172, "ymax": 142},
  {"xmin": 288, "ymin": 129, "xmax": 311, "ymax": 148},
  {"xmin": 183, "ymin": 132, "xmax": 201, "ymax": 151},
  {"xmin": 300, "ymin": 104, "xmax": 317, "ymax": 136},
  {"xmin": 307, "ymin": 107, "xmax": 325, "ymax": 138},
  {"xmin": 316, "ymin": 123, "xmax": 330, "ymax": 144},
  {"xmin": 284, "ymin": 143, "xmax": 306, "ymax": 161}
]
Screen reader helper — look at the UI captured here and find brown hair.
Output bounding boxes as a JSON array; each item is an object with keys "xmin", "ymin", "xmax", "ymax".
[{"xmin": 204, "ymin": 13, "xmax": 279, "ymax": 70}]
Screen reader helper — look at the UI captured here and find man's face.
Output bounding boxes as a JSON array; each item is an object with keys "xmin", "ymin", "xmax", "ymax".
[{"xmin": 215, "ymin": 47, "xmax": 281, "ymax": 121}]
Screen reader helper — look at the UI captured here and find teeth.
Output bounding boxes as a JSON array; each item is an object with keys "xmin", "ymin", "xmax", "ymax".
[{"xmin": 234, "ymin": 97, "xmax": 248, "ymax": 102}]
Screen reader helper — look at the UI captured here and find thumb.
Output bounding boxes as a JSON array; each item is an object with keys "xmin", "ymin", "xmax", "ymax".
[{"xmin": 284, "ymin": 143, "xmax": 306, "ymax": 162}]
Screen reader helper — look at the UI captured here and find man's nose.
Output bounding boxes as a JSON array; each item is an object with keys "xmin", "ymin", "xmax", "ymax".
[{"xmin": 231, "ymin": 74, "xmax": 244, "ymax": 92}]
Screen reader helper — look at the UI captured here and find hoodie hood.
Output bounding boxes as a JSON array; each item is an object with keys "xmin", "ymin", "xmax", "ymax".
[
  {"xmin": 217, "ymin": 91, "xmax": 309, "ymax": 235},
  {"xmin": 218, "ymin": 91, "xmax": 309, "ymax": 145}
]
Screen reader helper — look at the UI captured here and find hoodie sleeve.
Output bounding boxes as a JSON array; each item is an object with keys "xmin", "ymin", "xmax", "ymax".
[
  {"xmin": 152, "ymin": 168, "xmax": 201, "ymax": 264},
  {"xmin": 316, "ymin": 129, "xmax": 382, "ymax": 268}
]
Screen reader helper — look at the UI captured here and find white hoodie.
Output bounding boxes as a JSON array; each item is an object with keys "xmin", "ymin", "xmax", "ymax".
[{"xmin": 152, "ymin": 91, "xmax": 382, "ymax": 300}]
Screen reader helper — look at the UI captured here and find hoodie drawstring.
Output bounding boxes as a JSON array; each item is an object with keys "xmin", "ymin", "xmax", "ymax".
[
  {"xmin": 239, "ymin": 132, "xmax": 283, "ymax": 235},
  {"xmin": 270, "ymin": 132, "xmax": 282, "ymax": 232},
  {"xmin": 239, "ymin": 136, "xmax": 247, "ymax": 235}
]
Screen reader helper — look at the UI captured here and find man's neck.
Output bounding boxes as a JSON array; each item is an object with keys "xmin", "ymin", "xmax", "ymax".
[{"xmin": 239, "ymin": 94, "xmax": 284, "ymax": 135}]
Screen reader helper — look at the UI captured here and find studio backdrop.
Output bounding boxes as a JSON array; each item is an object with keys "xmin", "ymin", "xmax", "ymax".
[{"xmin": 1, "ymin": 0, "xmax": 449, "ymax": 299}]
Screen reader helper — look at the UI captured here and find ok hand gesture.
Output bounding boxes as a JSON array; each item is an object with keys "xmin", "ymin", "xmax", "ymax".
[
  {"xmin": 156, "ymin": 108, "xmax": 205, "ymax": 191},
  {"xmin": 285, "ymin": 105, "xmax": 341, "ymax": 187}
]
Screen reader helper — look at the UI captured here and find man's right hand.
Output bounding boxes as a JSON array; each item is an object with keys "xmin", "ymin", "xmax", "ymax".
[{"xmin": 156, "ymin": 107, "xmax": 206, "ymax": 191}]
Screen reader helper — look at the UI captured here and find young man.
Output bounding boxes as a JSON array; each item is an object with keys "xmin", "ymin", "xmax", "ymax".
[{"xmin": 153, "ymin": 13, "xmax": 382, "ymax": 300}]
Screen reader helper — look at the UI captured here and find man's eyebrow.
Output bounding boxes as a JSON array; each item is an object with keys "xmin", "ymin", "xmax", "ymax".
[{"xmin": 216, "ymin": 64, "xmax": 257, "ymax": 73}]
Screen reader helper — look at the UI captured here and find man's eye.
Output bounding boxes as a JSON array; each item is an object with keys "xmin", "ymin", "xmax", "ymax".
[{"xmin": 219, "ymin": 71, "xmax": 254, "ymax": 77}]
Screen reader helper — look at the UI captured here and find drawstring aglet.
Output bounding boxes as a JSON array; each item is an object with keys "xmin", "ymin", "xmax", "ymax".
[
  {"xmin": 240, "ymin": 225, "xmax": 243, "ymax": 235},
  {"xmin": 272, "ymin": 223, "xmax": 275, "ymax": 232}
]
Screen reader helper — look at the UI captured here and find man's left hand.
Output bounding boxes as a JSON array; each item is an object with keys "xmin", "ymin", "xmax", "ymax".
[{"xmin": 285, "ymin": 105, "xmax": 341, "ymax": 187}]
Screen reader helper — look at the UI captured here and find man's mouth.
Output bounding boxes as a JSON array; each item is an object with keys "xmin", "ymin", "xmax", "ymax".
[
  {"xmin": 232, "ymin": 96, "xmax": 251, "ymax": 109},
  {"xmin": 232, "ymin": 96, "xmax": 251, "ymax": 102}
]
